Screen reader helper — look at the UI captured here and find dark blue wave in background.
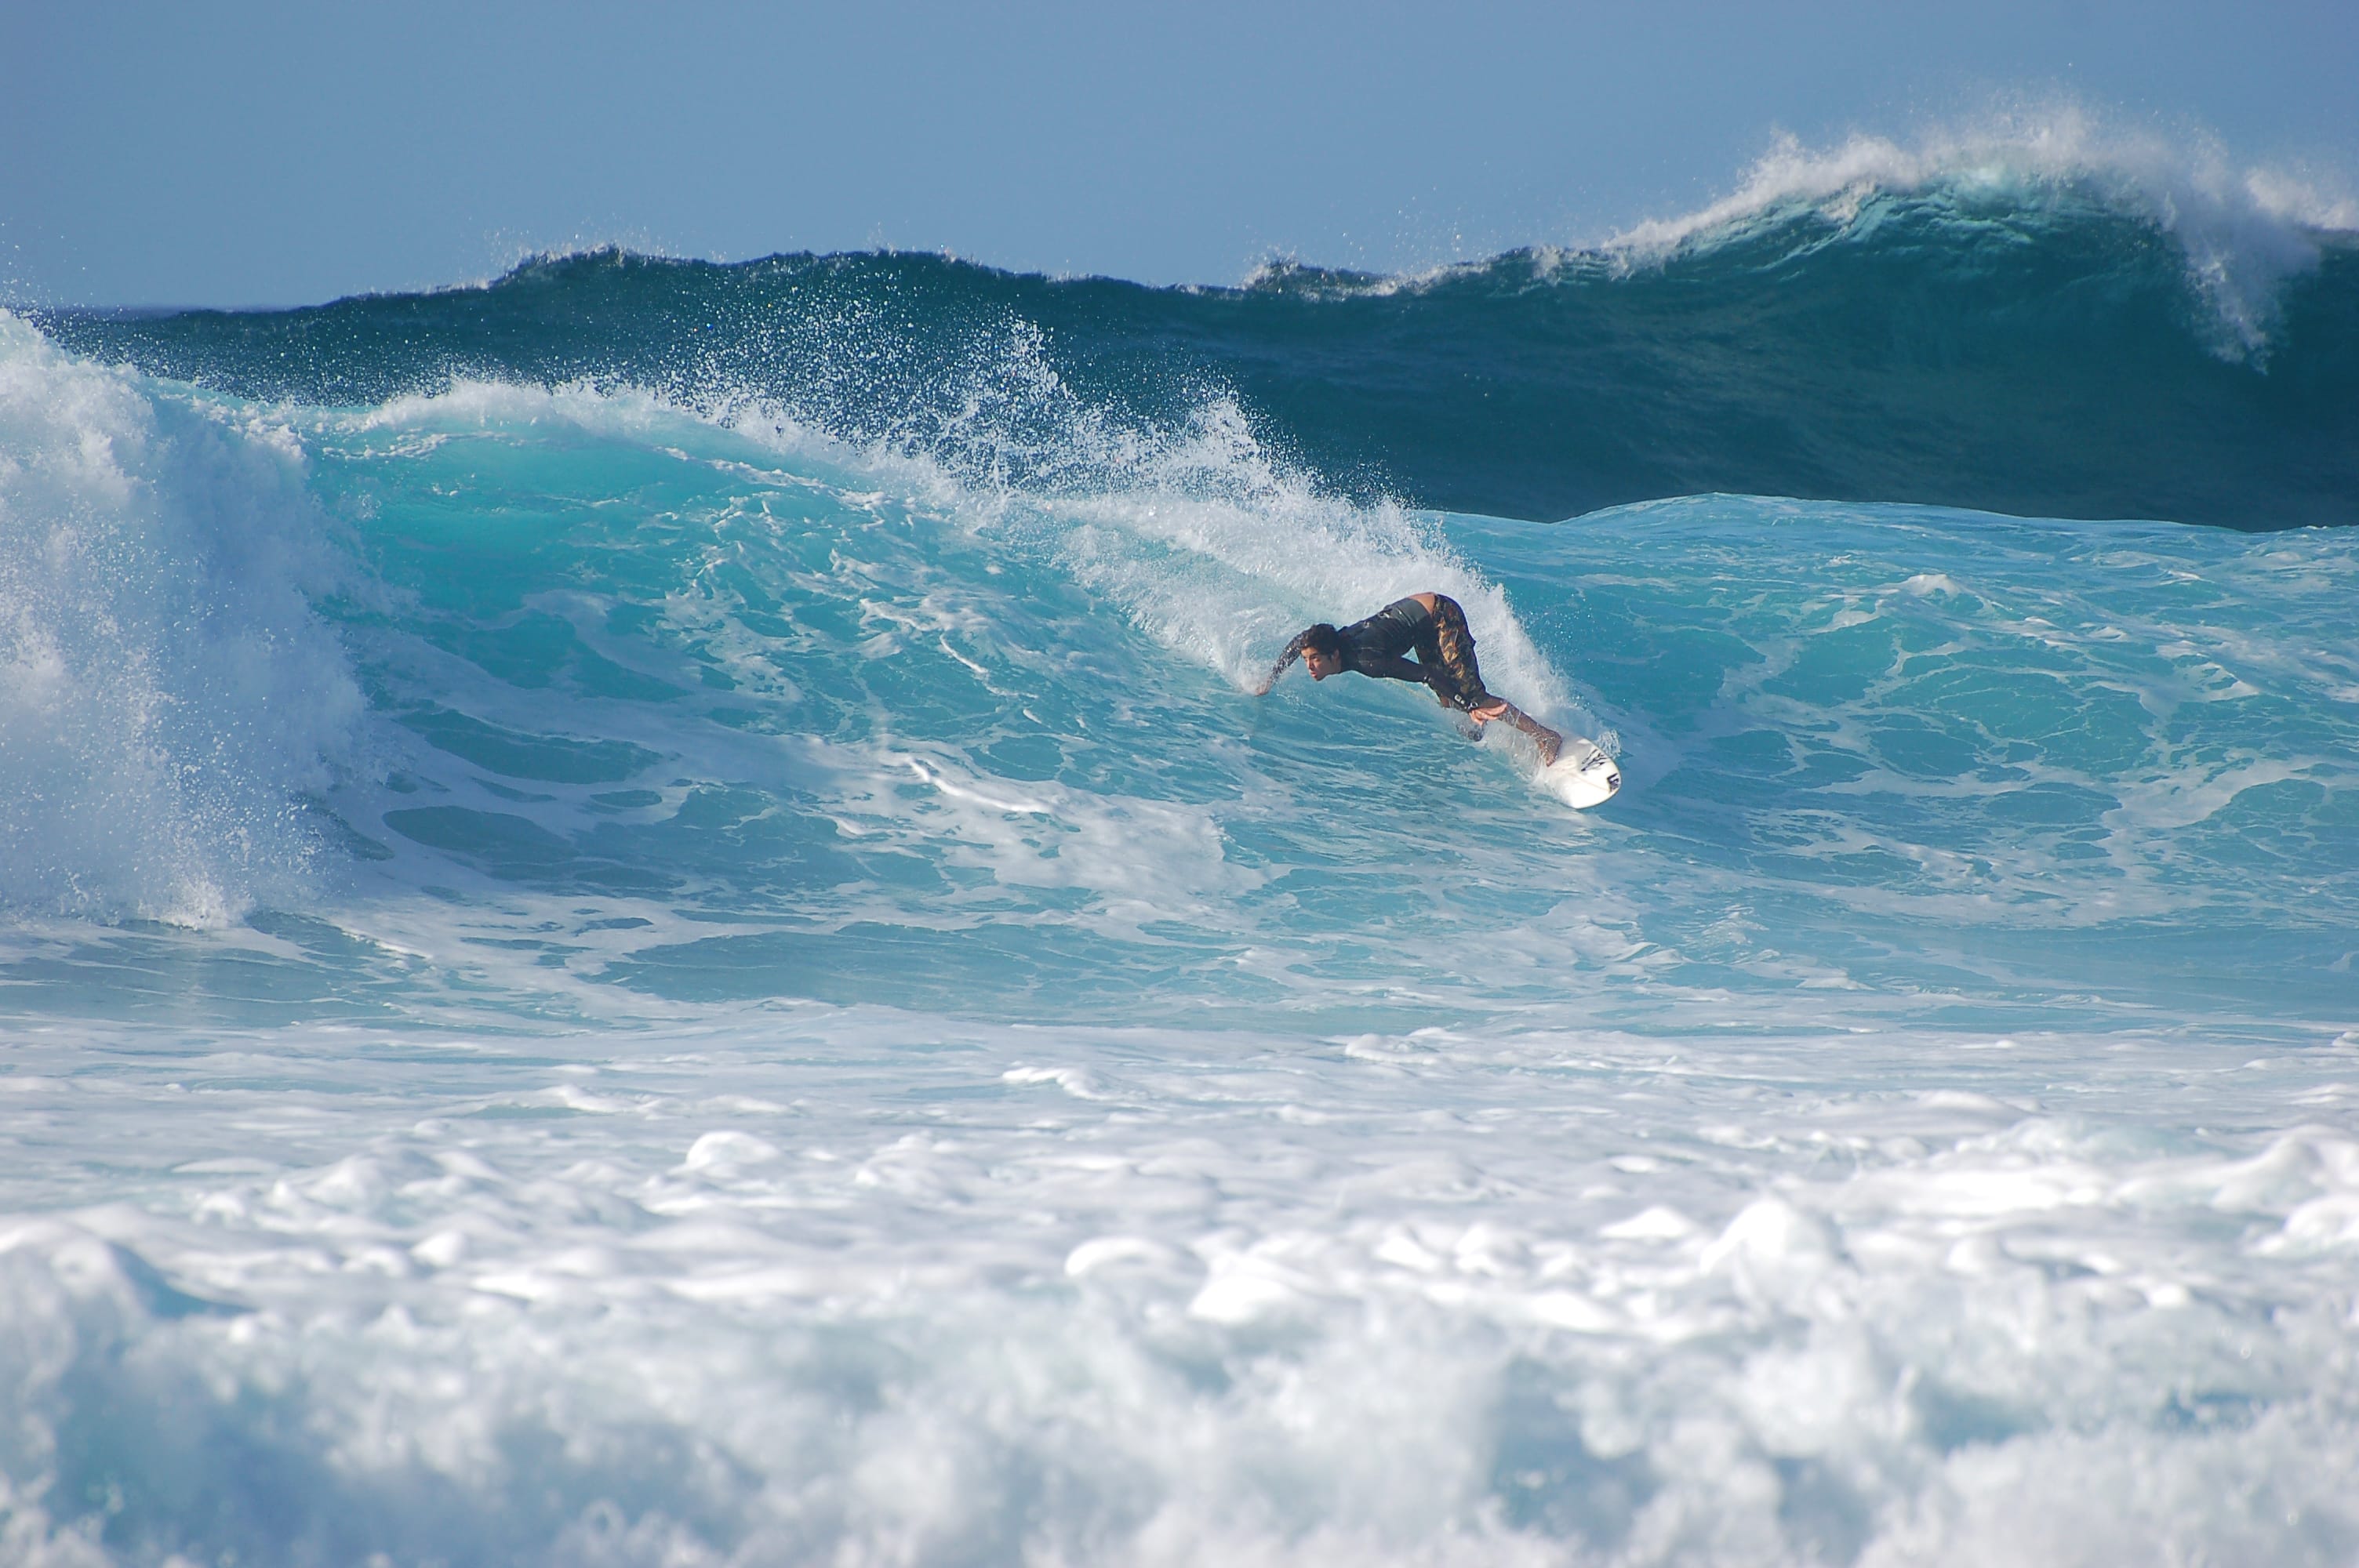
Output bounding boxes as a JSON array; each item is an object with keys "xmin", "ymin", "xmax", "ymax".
[{"xmin": 42, "ymin": 188, "xmax": 2359, "ymax": 529}]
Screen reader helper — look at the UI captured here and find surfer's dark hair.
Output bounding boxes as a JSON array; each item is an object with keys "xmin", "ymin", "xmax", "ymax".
[{"xmin": 1301, "ymin": 623, "xmax": 1343, "ymax": 658}]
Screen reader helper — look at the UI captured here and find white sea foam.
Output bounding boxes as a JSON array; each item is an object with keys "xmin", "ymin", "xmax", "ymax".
[
  {"xmin": 2, "ymin": 1011, "xmax": 2356, "ymax": 1566},
  {"xmin": 0, "ymin": 314, "xmax": 362, "ymax": 925}
]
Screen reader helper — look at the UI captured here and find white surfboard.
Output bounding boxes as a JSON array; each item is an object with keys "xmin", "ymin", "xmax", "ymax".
[{"xmin": 1537, "ymin": 735, "xmax": 1621, "ymax": 810}]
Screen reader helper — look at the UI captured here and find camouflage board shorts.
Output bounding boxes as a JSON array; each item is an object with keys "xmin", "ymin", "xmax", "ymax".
[{"xmin": 1420, "ymin": 596, "xmax": 1493, "ymax": 713}]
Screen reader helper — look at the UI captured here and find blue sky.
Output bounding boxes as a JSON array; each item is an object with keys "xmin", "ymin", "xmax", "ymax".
[{"xmin": 5, "ymin": 0, "xmax": 2354, "ymax": 307}]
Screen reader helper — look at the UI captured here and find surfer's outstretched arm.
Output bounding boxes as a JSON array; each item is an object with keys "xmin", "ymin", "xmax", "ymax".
[{"xmin": 1256, "ymin": 630, "xmax": 1313, "ymax": 694}]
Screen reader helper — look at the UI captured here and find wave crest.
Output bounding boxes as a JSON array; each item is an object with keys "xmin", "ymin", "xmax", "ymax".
[{"xmin": 1599, "ymin": 106, "xmax": 2357, "ymax": 358}]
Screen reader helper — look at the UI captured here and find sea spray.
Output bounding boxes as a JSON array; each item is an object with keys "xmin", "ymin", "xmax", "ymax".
[{"xmin": 0, "ymin": 314, "xmax": 360, "ymax": 925}]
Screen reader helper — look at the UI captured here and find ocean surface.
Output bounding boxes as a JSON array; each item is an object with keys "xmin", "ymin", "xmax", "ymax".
[{"xmin": 4, "ymin": 131, "xmax": 2357, "ymax": 1566}]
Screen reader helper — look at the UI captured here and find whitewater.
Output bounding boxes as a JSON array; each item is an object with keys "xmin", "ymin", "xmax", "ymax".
[{"xmin": 4, "ymin": 128, "xmax": 2358, "ymax": 1567}]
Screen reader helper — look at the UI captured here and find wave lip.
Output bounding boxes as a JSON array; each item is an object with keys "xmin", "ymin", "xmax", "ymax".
[
  {"xmin": 1598, "ymin": 107, "xmax": 2357, "ymax": 354},
  {"xmin": 0, "ymin": 314, "xmax": 362, "ymax": 926}
]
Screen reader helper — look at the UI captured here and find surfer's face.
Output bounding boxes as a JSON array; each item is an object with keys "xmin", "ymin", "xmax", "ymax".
[{"xmin": 1304, "ymin": 648, "xmax": 1341, "ymax": 679}]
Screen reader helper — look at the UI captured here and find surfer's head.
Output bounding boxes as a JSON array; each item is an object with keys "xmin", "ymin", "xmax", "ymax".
[{"xmin": 1299, "ymin": 624, "xmax": 1343, "ymax": 679}]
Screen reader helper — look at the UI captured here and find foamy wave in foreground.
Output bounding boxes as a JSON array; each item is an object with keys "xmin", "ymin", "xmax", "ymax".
[{"xmin": 2, "ymin": 1014, "xmax": 2355, "ymax": 1567}]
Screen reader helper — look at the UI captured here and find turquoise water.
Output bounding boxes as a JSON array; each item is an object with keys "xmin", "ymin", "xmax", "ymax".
[{"xmin": 3, "ymin": 139, "xmax": 2358, "ymax": 1567}]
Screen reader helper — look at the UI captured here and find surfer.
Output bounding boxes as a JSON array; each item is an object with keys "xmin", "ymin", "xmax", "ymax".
[{"xmin": 1258, "ymin": 592, "xmax": 1563, "ymax": 764}]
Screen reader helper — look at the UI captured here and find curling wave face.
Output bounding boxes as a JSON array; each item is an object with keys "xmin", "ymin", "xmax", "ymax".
[{"xmin": 2, "ymin": 127, "xmax": 2359, "ymax": 1566}]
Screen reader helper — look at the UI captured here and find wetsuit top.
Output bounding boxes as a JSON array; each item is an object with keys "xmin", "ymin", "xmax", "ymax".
[{"xmin": 1272, "ymin": 597, "xmax": 1458, "ymax": 702}]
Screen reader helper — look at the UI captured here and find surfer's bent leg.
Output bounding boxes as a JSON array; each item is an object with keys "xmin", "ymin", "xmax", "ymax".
[
  {"xmin": 1428, "ymin": 596, "xmax": 1564, "ymax": 765},
  {"xmin": 1427, "ymin": 597, "xmax": 1489, "ymax": 706}
]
